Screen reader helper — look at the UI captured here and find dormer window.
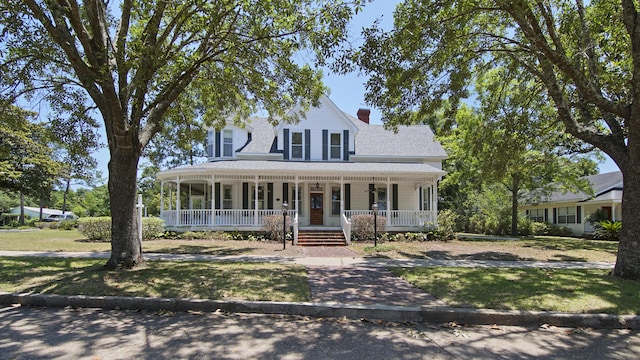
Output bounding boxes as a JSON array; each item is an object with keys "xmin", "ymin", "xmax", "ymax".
[{"xmin": 223, "ymin": 130, "xmax": 233, "ymax": 157}]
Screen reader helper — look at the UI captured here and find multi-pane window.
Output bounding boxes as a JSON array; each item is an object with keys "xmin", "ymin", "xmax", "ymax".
[
  {"xmin": 222, "ymin": 185, "xmax": 233, "ymax": 209},
  {"xmin": 528, "ymin": 209, "xmax": 545, "ymax": 223},
  {"xmin": 330, "ymin": 133, "xmax": 341, "ymax": 159},
  {"xmin": 376, "ymin": 188, "xmax": 387, "ymax": 211},
  {"xmin": 331, "ymin": 187, "xmax": 341, "ymax": 216},
  {"xmin": 290, "ymin": 185, "xmax": 303, "ymax": 216},
  {"xmin": 251, "ymin": 186, "xmax": 265, "ymax": 209},
  {"xmin": 291, "ymin": 132, "xmax": 303, "ymax": 159},
  {"xmin": 223, "ymin": 130, "xmax": 233, "ymax": 157},
  {"xmin": 422, "ymin": 187, "xmax": 432, "ymax": 211},
  {"xmin": 207, "ymin": 130, "xmax": 215, "ymax": 157},
  {"xmin": 557, "ymin": 206, "xmax": 576, "ymax": 224}
]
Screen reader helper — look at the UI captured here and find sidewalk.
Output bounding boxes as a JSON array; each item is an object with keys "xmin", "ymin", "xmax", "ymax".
[{"xmin": 0, "ymin": 250, "xmax": 635, "ymax": 329}]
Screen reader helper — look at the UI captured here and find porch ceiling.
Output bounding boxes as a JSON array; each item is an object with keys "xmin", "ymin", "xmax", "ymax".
[{"xmin": 158, "ymin": 160, "xmax": 445, "ymax": 180}]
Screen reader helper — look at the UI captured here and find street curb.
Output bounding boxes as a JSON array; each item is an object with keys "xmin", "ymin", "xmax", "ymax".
[{"xmin": 1, "ymin": 292, "xmax": 637, "ymax": 329}]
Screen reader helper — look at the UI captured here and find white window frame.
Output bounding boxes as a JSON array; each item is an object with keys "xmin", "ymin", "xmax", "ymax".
[
  {"xmin": 376, "ymin": 188, "xmax": 387, "ymax": 211},
  {"xmin": 422, "ymin": 187, "xmax": 432, "ymax": 211},
  {"xmin": 528, "ymin": 209, "xmax": 545, "ymax": 223},
  {"xmin": 222, "ymin": 185, "xmax": 233, "ymax": 209},
  {"xmin": 291, "ymin": 131, "xmax": 304, "ymax": 159},
  {"xmin": 557, "ymin": 206, "xmax": 576, "ymax": 224},
  {"xmin": 223, "ymin": 130, "xmax": 233, "ymax": 157},
  {"xmin": 330, "ymin": 132, "xmax": 342, "ymax": 160},
  {"xmin": 251, "ymin": 186, "xmax": 265, "ymax": 210},
  {"xmin": 331, "ymin": 187, "xmax": 341, "ymax": 216},
  {"xmin": 207, "ymin": 130, "xmax": 215, "ymax": 157}
]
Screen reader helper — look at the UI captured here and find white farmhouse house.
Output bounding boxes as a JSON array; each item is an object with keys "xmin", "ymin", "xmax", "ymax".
[{"xmin": 157, "ymin": 95, "xmax": 447, "ymax": 243}]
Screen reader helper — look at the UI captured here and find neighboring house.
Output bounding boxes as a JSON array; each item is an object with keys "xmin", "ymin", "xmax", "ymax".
[
  {"xmin": 8, "ymin": 207, "xmax": 75, "ymax": 221},
  {"xmin": 521, "ymin": 171, "xmax": 623, "ymax": 235},
  {"xmin": 157, "ymin": 95, "xmax": 447, "ymax": 243}
]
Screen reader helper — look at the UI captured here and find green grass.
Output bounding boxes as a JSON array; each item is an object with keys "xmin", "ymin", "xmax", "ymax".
[
  {"xmin": 390, "ymin": 267, "xmax": 640, "ymax": 315},
  {"xmin": 0, "ymin": 257, "xmax": 310, "ymax": 302},
  {"xmin": 0, "ymin": 229, "xmax": 110, "ymax": 252}
]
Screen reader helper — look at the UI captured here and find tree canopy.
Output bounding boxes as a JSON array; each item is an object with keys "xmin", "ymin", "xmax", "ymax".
[
  {"xmin": 0, "ymin": 0, "xmax": 362, "ymax": 268},
  {"xmin": 349, "ymin": 0, "xmax": 640, "ymax": 280}
]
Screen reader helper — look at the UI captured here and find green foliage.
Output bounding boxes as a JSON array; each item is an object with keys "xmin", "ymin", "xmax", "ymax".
[
  {"xmin": 436, "ymin": 209, "xmax": 459, "ymax": 239},
  {"xmin": 586, "ymin": 209, "xmax": 610, "ymax": 227},
  {"xmin": 78, "ymin": 217, "xmax": 165, "ymax": 241},
  {"xmin": 595, "ymin": 221, "xmax": 622, "ymax": 241},
  {"xmin": 77, "ymin": 217, "xmax": 112, "ymax": 241},
  {"xmin": 350, "ymin": 214, "xmax": 386, "ymax": 241}
]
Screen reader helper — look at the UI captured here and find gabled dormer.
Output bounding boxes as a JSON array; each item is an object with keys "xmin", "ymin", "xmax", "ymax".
[
  {"xmin": 206, "ymin": 123, "xmax": 253, "ymax": 161},
  {"xmin": 276, "ymin": 95, "xmax": 359, "ymax": 161}
]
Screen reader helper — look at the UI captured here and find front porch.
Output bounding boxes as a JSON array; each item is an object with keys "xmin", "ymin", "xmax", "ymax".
[{"xmin": 158, "ymin": 171, "xmax": 441, "ymax": 244}]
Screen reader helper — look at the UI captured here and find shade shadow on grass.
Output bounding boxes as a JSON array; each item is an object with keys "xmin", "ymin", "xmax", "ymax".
[
  {"xmin": 390, "ymin": 267, "xmax": 640, "ymax": 315},
  {"xmin": 148, "ymin": 245, "xmax": 256, "ymax": 256},
  {"xmin": 0, "ymin": 257, "xmax": 309, "ymax": 302}
]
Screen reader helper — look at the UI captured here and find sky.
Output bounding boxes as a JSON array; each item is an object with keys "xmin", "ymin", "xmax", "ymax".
[{"xmin": 91, "ymin": 0, "xmax": 619, "ymax": 184}]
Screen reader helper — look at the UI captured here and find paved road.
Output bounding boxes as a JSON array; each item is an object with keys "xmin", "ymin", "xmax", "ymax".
[{"xmin": 1, "ymin": 305, "xmax": 638, "ymax": 359}]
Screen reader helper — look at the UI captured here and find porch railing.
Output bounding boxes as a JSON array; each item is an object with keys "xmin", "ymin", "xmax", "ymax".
[
  {"xmin": 161, "ymin": 209, "xmax": 297, "ymax": 227},
  {"xmin": 344, "ymin": 210, "xmax": 437, "ymax": 227},
  {"xmin": 160, "ymin": 209, "xmax": 436, "ymax": 228}
]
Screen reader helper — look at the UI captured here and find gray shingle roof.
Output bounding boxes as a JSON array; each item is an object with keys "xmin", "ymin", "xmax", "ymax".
[
  {"xmin": 349, "ymin": 115, "xmax": 447, "ymax": 158},
  {"xmin": 158, "ymin": 160, "xmax": 445, "ymax": 179},
  {"xmin": 237, "ymin": 117, "xmax": 275, "ymax": 154},
  {"xmin": 544, "ymin": 171, "xmax": 623, "ymax": 203}
]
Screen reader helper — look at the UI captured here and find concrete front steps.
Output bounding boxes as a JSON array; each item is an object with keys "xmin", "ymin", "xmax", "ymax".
[{"xmin": 297, "ymin": 230, "xmax": 347, "ymax": 247}]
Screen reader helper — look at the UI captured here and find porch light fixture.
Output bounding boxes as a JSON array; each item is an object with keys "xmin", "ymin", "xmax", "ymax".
[
  {"xmin": 282, "ymin": 201, "xmax": 289, "ymax": 250},
  {"xmin": 315, "ymin": 182, "xmax": 320, "ymax": 190},
  {"xmin": 371, "ymin": 202, "xmax": 379, "ymax": 247}
]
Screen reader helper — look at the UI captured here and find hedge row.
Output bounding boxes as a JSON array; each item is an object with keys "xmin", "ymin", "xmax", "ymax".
[{"xmin": 78, "ymin": 217, "xmax": 165, "ymax": 241}]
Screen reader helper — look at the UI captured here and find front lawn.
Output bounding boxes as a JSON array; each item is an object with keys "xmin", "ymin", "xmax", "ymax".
[
  {"xmin": 0, "ymin": 257, "xmax": 309, "ymax": 302},
  {"xmin": 391, "ymin": 267, "xmax": 639, "ymax": 315},
  {"xmin": 349, "ymin": 236, "xmax": 618, "ymax": 262}
]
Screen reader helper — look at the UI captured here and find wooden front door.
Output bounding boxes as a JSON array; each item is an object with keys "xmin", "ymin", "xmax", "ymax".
[{"xmin": 310, "ymin": 193, "xmax": 323, "ymax": 225}]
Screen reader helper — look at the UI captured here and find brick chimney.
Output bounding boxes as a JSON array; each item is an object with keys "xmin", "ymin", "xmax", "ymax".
[{"xmin": 357, "ymin": 108, "xmax": 370, "ymax": 124}]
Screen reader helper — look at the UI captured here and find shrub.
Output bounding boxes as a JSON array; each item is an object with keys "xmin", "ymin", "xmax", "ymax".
[
  {"xmin": 529, "ymin": 221, "xmax": 550, "ymax": 236},
  {"xmin": 141, "ymin": 217, "xmax": 165, "ymax": 239},
  {"xmin": 262, "ymin": 215, "xmax": 293, "ymax": 241},
  {"xmin": 547, "ymin": 224, "xmax": 574, "ymax": 237},
  {"xmin": 58, "ymin": 219, "xmax": 78, "ymax": 230},
  {"xmin": 78, "ymin": 217, "xmax": 111, "ymax": 241},
  {"xmin": 594, "ymin": 220, "xmax": 622, "ymax": 241},
  {"xmin": 78, "ymin": 216, "xmax": 166, "ymax": 241},
  {"xmin": 350, "ymin": 214, "xmax": 386, "ymax": 241},
  {"xmin": 437, "ymin": 209, "xmax": 459, "ymax": 235}
]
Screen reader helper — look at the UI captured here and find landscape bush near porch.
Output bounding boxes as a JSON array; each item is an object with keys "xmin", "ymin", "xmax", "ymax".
[
  {"xmin": 261, "ymin": 215, "xmax": 293, "ymax": 241},
  {"xmin": 350, "ymin": 214, "xmax": 386, "ymax": 241}
]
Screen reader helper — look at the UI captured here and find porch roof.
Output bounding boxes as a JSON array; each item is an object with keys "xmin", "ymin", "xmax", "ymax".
[{"xmin": 158, "ymin": 160, "xmax": 445, "ymax": 180}]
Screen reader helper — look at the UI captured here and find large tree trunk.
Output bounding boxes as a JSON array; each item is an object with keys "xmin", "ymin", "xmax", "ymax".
[
  {"xmin": 613, "ymin": 167, "xmax": 640, "ymax": 280},
  {"xmin": 104, "ymin": 149, "xmax": 143, "ymax": 269}
]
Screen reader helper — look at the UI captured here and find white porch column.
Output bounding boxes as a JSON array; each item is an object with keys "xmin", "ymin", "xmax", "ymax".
[
  {"xmin": 254, "ymin": 175, "xmax": 259, "ymax": 226},
  {"xmin": 211, "ymin": 175, "xmax": 216, "ymax": 224},
  {"xmin": 386, "ymin": 179, "xmax": 391, "ymax": 227},
  {"xmin": 340, "ymin": 177, "xmax": 344, "ymax": 214},
  {"xmin": 612, "ymin": 203, "xmax": 617, "ymax": 221},
  {"xmin": 160, "ymin": 180, "xmax": 165, "ymax": 212},
  {"xmin": 176, "ymin": 176, "xmax": 181, "ymax": 225},
  {"xmin": 295, "ymin": 175, "xmax": 300, "ymax": 217},
  {"xmin": 433, "ymin": 180, "xmax": 439, "ymax": 222}
]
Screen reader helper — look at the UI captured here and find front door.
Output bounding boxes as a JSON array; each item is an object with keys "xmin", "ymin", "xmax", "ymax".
[{"xmin": 310, "ymin": 193, "xmax": 323, "ymax": 225}]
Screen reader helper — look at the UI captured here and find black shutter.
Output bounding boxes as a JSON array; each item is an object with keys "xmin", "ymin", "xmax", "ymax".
[
  {"xmin": 305, "ymin": 129, "xmax": 311, "ymax": 160},
  {"xmin": 343, "ymin": 130, "xmax": 349, "ymax": 161},
  {"xmin": 419, "ymin": 187, "xmax": 423, "ymax": 210},
  {"xmin": 544, "ymin": 208, "xmax": 549, "ymax": 223},
  {"xmin": 345, "ymin": 184, "xmax": 351, "ymax": 210},
  {"xmin": 283, "ymin": 182, "xmax": 289, "ymax": 204},
  {"xmin": 215, "ymin": 131, "xmax": 221, "ymax": 158},
  {"xmin": 393, "ymin": 184, "xmax": 399, "ymax": 211},
  {"xmin": 553, "ymin": 208, "xmax": 557, "ymax": 224},
  {"xmin": 283, "ymin": 129, "xmax": 290, "ymax": 160},
  {"xmin": 214, "ymin": 183, "xmax": 221, "ymax": 209},
  {"xmin": 576, "ymin": 206, "xmax": 582, "ymax": 224},
  {"xmin": 267, "ymin": 183, "xmax": 274, "ymax": 209},
  {"xmin": 322, "ymin": 130, "xmax": 328, "ymax": 160},
  {"xmin": 369, "ymin": 184, "xmax": 375, "ymax": 208},
  {"xmin": 242, "ymin": 182, "xmax": 249, "ymax": 209}
]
